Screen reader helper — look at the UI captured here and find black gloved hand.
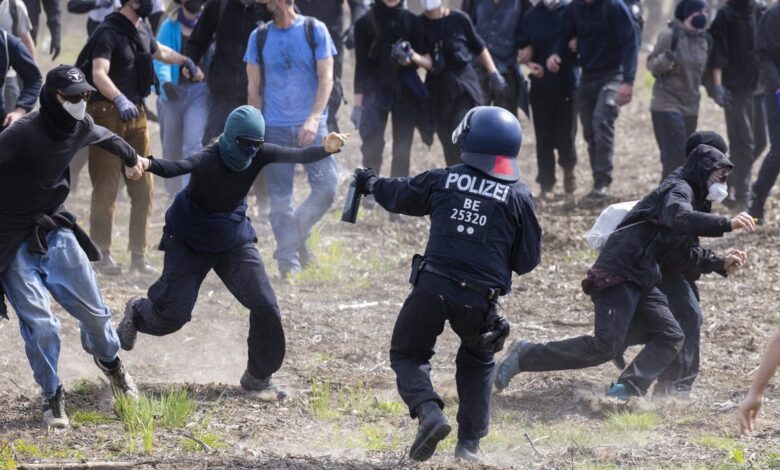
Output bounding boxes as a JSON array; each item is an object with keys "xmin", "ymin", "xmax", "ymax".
[
  {"xmin": 712, "ymin": 84, "xmax": 731, "ymax": 108},
  {"xmin": 390, "ymin": 40, "xmax": 414, "ymax": 66},
  {"xmin": 49, "ymin": 25, "xmax": 61, "ymax": 60},
  {"xmin": 488, "ymin": 71, "xmax": 507, "ymax": 97},
  {"xmin": 163, "ymin": 82, "xmax": 180, "ymax": 102},
  {"xmin": 354, "ymin": 168, "xmax": 378, "ymax": 195}
]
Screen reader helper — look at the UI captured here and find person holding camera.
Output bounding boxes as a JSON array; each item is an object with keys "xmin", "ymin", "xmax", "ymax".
[
  {"xmin": 419, "ymin": 0, "xmax": 505, "ymax": 167},
  {"xmin": 350, "ymin": 106, "xmax": 541, "ymax": 463},
  {"xmin": 352, "ymin": 0, "xmax": 431, "ymax": 184}
]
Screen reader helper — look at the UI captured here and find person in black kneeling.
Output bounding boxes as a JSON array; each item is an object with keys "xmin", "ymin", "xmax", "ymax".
[
  {"xmin": 419, "ymin": 0, "xmax": 506, "ymax": 167},
  {"xmin": 351, "ymin": 106, "xmax": 541, "ymax": 463},
  {"xmin": 117, "ymin": 105, "xmax": 348, "ymax": 401}
]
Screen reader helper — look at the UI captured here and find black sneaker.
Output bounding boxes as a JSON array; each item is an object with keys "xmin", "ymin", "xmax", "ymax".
[
  {"xmin": 585, "ymin": 186, "xmax": 609, "ymax": 200},
  {"xmin": 94, "ymin": 356, "xmax": 138, "ymax": 400},
  {"xmin": 563, "ymin": 167, "xmax": 576, "ymax": 194},
  {"xmin": 42, "ymin": 385, "xmax": 69, "ymax": 429},
  {"xmin": 409, "ymin": 401, "xmax": 451, "ymax": 462},
  {"xmin": 454, "ymin": 439, "xmax": 485, "ymax": 464},
  {"xmin": 93, "ymin": 252, "xmax": 123, "ymax": 276},
  {"xmin": 240, "ymin": 370, "xmax": 288, "ymax": 402},
  {"xmin": 118, "ymin": 296, "xmax": 141, "ymax": 351}
]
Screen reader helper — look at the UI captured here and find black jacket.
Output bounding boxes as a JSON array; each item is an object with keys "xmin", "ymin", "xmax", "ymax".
[
  {"xmin": 21, "ymin": 0, "xmax": 60, "ymax": 42},
  {"xmin": 709, "ymin": 0, "xmax": 764, "ymax": 92},
  {"xmin": 0, "ymin": 30, "xmax": 42, "ymax": 120},
  {"xmin": 296, "ymin": 0, "xmax": 366, "ymax": 48},
  {"xmin": 593, "ymin": 145, "xmax": 734, "ymax": 291},
  {"xmin": 372, "ymin": 164, "xmax": 542, "ymax": 292},
  {"xmin": 184, "ymin": 0, "xmax": 270, "ymax": 101},
  {"xmin": 757, "ymin": 1, "xmax": 780, "ymax": 92}
]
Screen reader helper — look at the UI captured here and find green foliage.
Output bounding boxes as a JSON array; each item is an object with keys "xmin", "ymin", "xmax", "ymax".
[
  {"xmin": 605, "ymin": 411, "xmax": 660, "ymax": 431},
  {"xmin": 70, "ymin": 410, "xmax": 114, "ymax": 426},
  {"xmin": 308, "ymin": 377, "xmax": 406, "ymax": 420},
  {"xmin": 293, "ymin": 232, "xmax": 388, "ymax": 285},
  {"xmin": 0, "ymin": 440, "xmax": 85, "ymax": 469},
  {"xmin": 70, "ymin": 379, "xmax": 101, "ymax": 395},
  {"xmin": 181, "ymin": 433, "xmax": 227, "ymax": 453},
  {"xmin": 309, "ymin": 377, "xmax": 339, "ymax": 419},
  {"xmin": 115, "ymin": 389, "xmax": 197, "ymax": 454}
]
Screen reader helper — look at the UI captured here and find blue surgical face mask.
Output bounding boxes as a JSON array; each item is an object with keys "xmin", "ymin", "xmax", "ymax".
[
  {"xmin": 237, "ymin": 143, "xmax": 259, "ymax": 157},
  {"xmin": 691, "ymin": 13, "xmax": 707, "ymax": 29}
]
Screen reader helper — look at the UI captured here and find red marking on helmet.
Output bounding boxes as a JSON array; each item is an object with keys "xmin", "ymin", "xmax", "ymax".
[{"xmin": 493, "ymin": 156, "xmax": 513, "ymax": 175}]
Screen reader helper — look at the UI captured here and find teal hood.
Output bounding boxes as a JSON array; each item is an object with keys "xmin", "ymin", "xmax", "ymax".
[{"xmin": 217, "ymin": 106, "xmax": 266, "ymax": 171}]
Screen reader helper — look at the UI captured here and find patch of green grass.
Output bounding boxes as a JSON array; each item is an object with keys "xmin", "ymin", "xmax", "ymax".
[
  {"xmin": 181, "ymin": 433, "xmax": 227, "ymax": 453},
  {"xmin": 563, "ymin": 248, "xmax": 597, "ymax": 264},
  {"xmin": 370, "ymin": 398, "xmax": 405, "ymax": 416},
  {"xmin": 361, "ymin": 424, "xmax": 396, "ymax": 452},
  {"xmin": 773, "ymin": 314, "xmax": 780, "ymax": 325},
  {"xmin": 605, "ymin": 411, "xmax": 660, "ymax": 431},
  {"xmin": 70, "ymin": 379, "xmax": 101, "ymax": 395},
  {"xmin": 309, "ymin": 377, "xmax": 339, "ymax": 419},
  {"xmin": 115, "ymin": 389, "xmax": 197, "ymax": 454},
  {"xmin": 0, "ymin": 439, "xmax": 85, "ymax": 468},
  {"xmin": 70, "ymin": 409, "xmax": 114, "ymax": 426},
  {"xmin": 759, "ymin": 452, "xmax": 780, "ymax": 468},
  {"xmin": 577, "ymin": 463, "xmax": 616, "ymax": 470},
  {"xmin": 308, "ymin": 377, "xmax": 406, "ymax": 420},
  {"xmin": 293, "ymin": 232, "xmax": 388, "ymax": 285},
  {"xmin": 695, "ymin": 436, "xmax": 744, "ymax": 452}
]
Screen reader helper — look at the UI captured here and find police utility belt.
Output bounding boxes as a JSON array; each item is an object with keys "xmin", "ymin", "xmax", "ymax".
[
  {"xmin": 409, "ymin": 254, "xmax": 503, "ymax": 302},
  {"xmin": 409, "ymin": 254, "xmax": 510, "ymax": 352}
]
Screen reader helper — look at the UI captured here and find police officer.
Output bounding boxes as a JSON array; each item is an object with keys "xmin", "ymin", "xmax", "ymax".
[{"xmin": 351, "ymin": 106, "xmax": 542, "ymax": 463}]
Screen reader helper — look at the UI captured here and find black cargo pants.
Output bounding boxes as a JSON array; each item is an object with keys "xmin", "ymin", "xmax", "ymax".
[
  {"xmin": 131, "ymin": 233, "xmax": 285, "ymax": 381},
  {"xmin": 517, "ymin": 282, "xmax": 684, "ymax": 396},
  {"xmin": 390, "ymin": 272, "xmax": 496, "ymax": 441}
]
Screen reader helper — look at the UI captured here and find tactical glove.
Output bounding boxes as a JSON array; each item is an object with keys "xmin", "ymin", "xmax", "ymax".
[
  {"xmin": 354, "ymin": 168, "xmax": 378, "ymax": 195},
  {"xmin": 390, "ymin": 40, "xmax": 413, "ymax": 66},
  {"xmin": 163, "ymin": 82, "xmax": 180, "ymax": 102},
  {"xmin": 350, "ymin": 105, "xmax": 362, "ymax": 129},
  {"xmin": 113, "ymin": 94, "xmax": 140, "ymax": 122},
  {"xmin": 712, "ymin": 85, "xmax": 731, "ymax": 108},
  {"xmin": 488, "ymin": 71, "xmax": 508, "ymax": 98}
]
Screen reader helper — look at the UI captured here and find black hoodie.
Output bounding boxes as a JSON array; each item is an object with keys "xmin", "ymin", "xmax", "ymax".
[
  {"xmin": 592, "ymin": 145, "xmax": 734, "ymax": 291},
  {"xmin": 709, "ymin": 0, "xmax": 764, "ymax": 92}
]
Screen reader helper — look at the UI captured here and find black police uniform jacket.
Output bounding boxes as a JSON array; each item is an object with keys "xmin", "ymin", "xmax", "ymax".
[
  {"xmin": 592, "ymin": 145, "xmax": 734, "ymax": 292},
  {"xmin": 372, "ymin": 163, "xmax": 542, "ymax": 292}
]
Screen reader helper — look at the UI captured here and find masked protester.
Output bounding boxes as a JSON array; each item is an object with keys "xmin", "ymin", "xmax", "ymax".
[
  {"xmin": 420, "ymin": 1, "xmax": 505, "ymax": 167},
  {"xmin": 0, "ymin": 66, "xmax": 144, "ymax": 429},
  {"xmin": 708, "ymin": 0, "xmax": 768, "ymax": 211},
  {"xmin": 747, "ymin": 0, "xmax": 780, "ymax": 224},
  {"xmin": 546, "ymin": 0, "xmax": 640, "ymax": 200},
  {"xmin": 353, "ymin": 0, "xmax": 432, "ymax": 188},
  {"xmin": 465, "ymin": 0, "xmax": 529, "ymax": 116},
  {"xmin": 517, "ymin": 0, "xmax": 578, "ymax": 199},
  {"xmin": 183, "ymin": 0, "xmax": 271, "ymax": 147},
  {"xmin": 496, "ymin": 140, "xmax": 757, "ymax": 401},
  {"xmin": 648, "ymin": 0, "xmax": 710, "ymax": 179},
  {"xmin": 75, "ymin": 0, "xmax": 203, "ymax": 275},
  {"xmin": 67, "ymin": 0, "xmax": 164, "ymax": 35},
  {"xmin": 612, "ymin": 132, "xmax": 748, "ymax": 398},
  {"xmin": 351, "ymin": 106, "xmax": 542, "ymax": 463},
  {"xmin": 117, "ymin": 105, "xmax": 348, "ymax": 402},
  {"xmin": 154, "ymin": 0, "xmax": 207, "ymax": 197}
]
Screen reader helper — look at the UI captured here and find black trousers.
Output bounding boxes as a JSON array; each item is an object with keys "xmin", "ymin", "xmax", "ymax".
[
  {"xmin": 390, "ymin": 272, "xmax": 496, "ymax": 441},
  {"xmin": 724, "ymin": 91, "xmax": 768, "ymax": 203},
  {"xmin": 435, "ymin": 94, "xmax": 477, "ymax": 167},
  {"xmin": 750, "ymin": 93, "xmax": 780, "ymax": 215},
  {"xmin": 360, "ymin": 89, "xmax": 417, "ymax": 177},
  {"xmin": 202, "ymin": 94, "xmax": 246, "ymax": 147},
  {"xmin": 530, "ymin": 86, "xmax": 578, "ymax": 189},
  {"xmin": 518, "ymin": 283, "xmax": 684, "ymax": 396},
  {"xmin": 652, "ymin": 111, "xmax": 698, "ymax": 179},
  {"xmin": 577, "ymin": 73, "xmax": 622, "ymax": 188},
  {"xmin": 132, "ymin": 235, "xmax": 285, "ymax": 380}
]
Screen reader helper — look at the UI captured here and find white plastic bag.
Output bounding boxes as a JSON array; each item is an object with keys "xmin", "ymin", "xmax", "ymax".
[{"xmin": 586, "ymin": 200, "xmax": 639, "ymax": 252}]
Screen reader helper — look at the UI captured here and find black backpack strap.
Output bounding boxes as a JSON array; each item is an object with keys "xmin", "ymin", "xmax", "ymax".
[
  {"xmin": 2, "ymin": 31, "xmax": 8, "ymax": 78},
  {"xmin": 304, "ymin": 16, "xmax": 317, "ymax": 63},
  {"xmin": 670, "ymin": 23, "xmax": 681, "ymax": 52},
  {"xmin": 255, "ymin": 21, "xmax": 270, "ymax": 95}
]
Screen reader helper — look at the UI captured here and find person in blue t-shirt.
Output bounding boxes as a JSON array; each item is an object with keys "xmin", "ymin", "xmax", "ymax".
[{"xmin": 245, "ymin": 0, "xmax": 338, "ymax": 280}]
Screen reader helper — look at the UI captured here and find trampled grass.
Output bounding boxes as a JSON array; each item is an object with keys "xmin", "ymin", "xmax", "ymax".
[{"xmin": 115, "ymin": 390, "xmax": 197, "ymax": 454}]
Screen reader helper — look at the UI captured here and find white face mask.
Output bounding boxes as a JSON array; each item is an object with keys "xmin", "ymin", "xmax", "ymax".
[
  {"xmin": 707, "ymin": 182, "xmax": 728, "ymax": 203},
  {"xmin": 421, "ymin": 0, "xmax": 442, "ymax": 11},
  {"xmin": 61, "ymin": 99, "xmax": 87, "ymax": 120}
]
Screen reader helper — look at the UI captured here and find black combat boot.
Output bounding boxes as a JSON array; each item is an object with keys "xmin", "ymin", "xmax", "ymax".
[
  {"xmin": 454, "ymin": 438, "xmax": 485, "ymax": 464},
  {"xmin": 409, "ymin": 401, "xmax": 451, "ymax": 462}
]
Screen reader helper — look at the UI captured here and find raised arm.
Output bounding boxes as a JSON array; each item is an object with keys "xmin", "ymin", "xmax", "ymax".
[
  {"xmin": 261, "ymin": 143, "xmax": 331, "ymax": 165},
  {"xmin": 143, "ymin": 152, "xmax": 204, "ymax": 178}
]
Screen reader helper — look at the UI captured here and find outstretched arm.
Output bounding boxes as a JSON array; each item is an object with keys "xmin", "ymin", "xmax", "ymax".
[
  {"xmin": 262, "ymin": 133, "xmax": 348, "ymax": 165},
  {"xmin": 87, "ymin": 122, "xmax": 139, "ymax": 167},
  {"xmin": 740, "ymin": 327, "xmax": 780, "ymax": 434}
]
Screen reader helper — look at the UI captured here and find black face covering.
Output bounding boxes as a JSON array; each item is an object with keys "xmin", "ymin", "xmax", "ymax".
[
  {"xmin": 135, "ymin": 0, "xmax": 153, "ymax": 18},
  {"xmin": 39, "ymin": 84, "xmax": 79, "ymax": 141},
  {"xmin": 183, "ymin": 0, "xmax": 203, "ymax": 14},
  {"xmin": 374, "ymin": 0, "xmax": 404, "ymax": 20},
  {"xmin": 728, "ymin": 0, "xmax": 752, "ymax": 12}
]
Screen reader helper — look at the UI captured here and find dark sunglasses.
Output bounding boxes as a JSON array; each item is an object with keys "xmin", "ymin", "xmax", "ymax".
[
  {"xmin": 235, "ymin": 135, "xmax": 263, "ymax": 147},
  {"xmin": 57, "ymin": 91, "xmax": 91, "ymax": 103}
]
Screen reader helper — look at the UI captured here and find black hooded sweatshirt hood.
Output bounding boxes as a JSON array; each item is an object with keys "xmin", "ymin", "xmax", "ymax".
[{"xmin": 679, "ymin": 144, "xmax": 734, "ymax": 200}]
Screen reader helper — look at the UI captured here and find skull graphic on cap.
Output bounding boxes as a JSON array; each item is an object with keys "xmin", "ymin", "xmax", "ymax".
[{"xmin": 67, "ymin": 69, "xmax": 82, "ymax": 82}]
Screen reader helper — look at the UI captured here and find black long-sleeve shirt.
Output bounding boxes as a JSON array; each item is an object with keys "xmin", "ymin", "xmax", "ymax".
[
  {"xmin": 148, "ymin": 143, "xmax": 331, "ymax": 213},
  {"xmin": 756, "ymin": 1, "xmax": 780, "ymax": 92},
  {"xmin": 0, "ymin": 112, "xmax": 137, "ymax": 273},
  {"xmin": 517, "ymin": 2, "xmax": 579, "ymax": 91},
  {"xmin": 372, "ymin": 164, "xmax": 542, "ymax": 292},
  {"xmin": 708, "ymin": 0, "xmax": 763, "ymax": 92}
]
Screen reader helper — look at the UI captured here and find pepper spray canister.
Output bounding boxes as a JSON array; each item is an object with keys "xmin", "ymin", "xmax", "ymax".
[{"xmin": 341, "ymin": 170, "xmax": 362, "ymax": 224}]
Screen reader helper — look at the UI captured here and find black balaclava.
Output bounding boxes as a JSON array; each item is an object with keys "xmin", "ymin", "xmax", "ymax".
[
  {"xmin": 728, "ymin": 0, "xmax": 753, "ymax": 13},
  {"xmin": 39, "ymin": 84, "xmax": 78, "ymax": 141},
  {"xmin": 374, "ymin": 0, "xmax": 404, "ymax": 20}
]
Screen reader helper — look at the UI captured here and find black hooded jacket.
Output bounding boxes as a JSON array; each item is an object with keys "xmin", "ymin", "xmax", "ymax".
[
  {"xmin": 709, "ymin": 0, "xmax": 764, "ymax": 92},
  {"xmin": 592, "ymin": 145, "xmax": 734, "ymax": 291}
]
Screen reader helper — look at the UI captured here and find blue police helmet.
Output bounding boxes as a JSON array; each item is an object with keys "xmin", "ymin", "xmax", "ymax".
[{"xmin": 451, "ymin": 106, "xmax": 522, "ymax": 182}]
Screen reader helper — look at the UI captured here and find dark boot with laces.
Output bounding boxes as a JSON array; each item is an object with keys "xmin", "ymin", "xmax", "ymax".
[
  {"xmin": 117, "ymin": 296, "xmax": 141, "ymax": 351},
  {"xmin": 409, "ymin": 401, "xmax": 451, "ymax": 462},
  {"xmin": 94, "ymin": 356, "xmax": 138, "ymax": 400},
  {"xmin": 42, "ymin": 385, "xmax": 69, "ymax": 429}
]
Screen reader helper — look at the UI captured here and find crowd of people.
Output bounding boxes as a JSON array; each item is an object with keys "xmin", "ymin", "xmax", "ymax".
[{"xmin": 0, "ymin": 0, "xmax": 779, "ymax": 465}]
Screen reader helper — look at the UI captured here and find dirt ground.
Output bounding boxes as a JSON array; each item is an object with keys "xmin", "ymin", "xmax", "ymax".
[{"xmin": 2, "ymin": 14, "xmax": 780, "ymax": 469}]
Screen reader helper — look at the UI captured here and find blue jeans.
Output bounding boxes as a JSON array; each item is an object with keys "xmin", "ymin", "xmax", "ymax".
[
  {"xmin": 264, "ymin": 123, "xmax": 338, "ymax": 272},
  {"xmin": 0, "ymin": 229, "xmax": 120, "ymax": 399},
  {"xmin": 157, "ymin": 82, "xmax": 208, "ymax": 196}
]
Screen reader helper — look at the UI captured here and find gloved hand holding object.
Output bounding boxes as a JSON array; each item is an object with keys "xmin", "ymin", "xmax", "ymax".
[
  {"xmin": 391, "ymin": 40, "xmax": 414, "ymax": 67},
  {"xmin": 488, "ymin": 71, "xmax": 507, "ymax": 97}
]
